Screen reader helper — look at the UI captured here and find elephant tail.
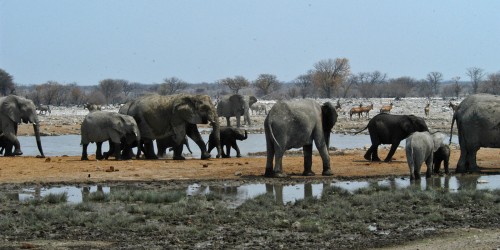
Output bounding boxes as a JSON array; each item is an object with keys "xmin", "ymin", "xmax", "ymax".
[
  {"xmin": 449, "ymin": 112, "xmax": 457, "ymax": 145},
  {"xmin": 353, "ymin": 125, "xmax": 368, "ymax": 135},
  {"xmin": 268, "ymin": 121, "xmax": 281, "ymax": 151}
]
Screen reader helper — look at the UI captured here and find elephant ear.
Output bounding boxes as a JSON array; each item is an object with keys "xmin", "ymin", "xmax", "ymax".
[
  {"xmin": 229, "ymin": 95, "xmax": 245, "ymax": 112},
  {"xmin": 249, "ymin": 96, "xmax": 258, "ymax": 106},
  {"xmin": 321, "ymin": 102, "xmax": 338, "ymax": 132},
  {"xmin": 173, "ymin": 95, "xmax": 197, "ymax": 121},
  {"xmin": 110, "ymin": 116, "xmax": 127, "ymax": 135},
  {"xmin": 1, "ymin": 96, "xmax": 21, "ymax": 123},
  {"xmin": 431, "ymin": 132, "xmax": 446, "ymax": 152}
]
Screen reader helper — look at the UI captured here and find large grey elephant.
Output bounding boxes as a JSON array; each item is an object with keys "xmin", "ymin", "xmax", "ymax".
[
  {"xmin": 355, "ymin": 113, "xmax": 429, "ymax": 162},
  {"xmin": 450, "ymin": 94, "xmax": 500, "ymax": 173},
  {"xmin": 120, "ymin": 93, "xmax": 221, "ymax": 159},
  {"xmin": 217, "ymin": 94, "xmax": 257, "ymax": 127},
  {"xmin": 405, "ymin": 131, "xmax": 445, "ymax": 180},
  {"xmin": 81, "ymin": 111, "xmax": 140, "ymax": 160},
  {"xmin": 0, "ymin": 95, "xmax": 44, "ymax": 157},
  {"xmin": 264, "ymin": 99, "xmax": 338, "ymax": 177}
]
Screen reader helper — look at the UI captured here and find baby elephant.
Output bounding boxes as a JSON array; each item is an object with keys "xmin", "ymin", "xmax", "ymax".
[
  {"xmin": 405, "ymin": 131, "xmax": 446, "ymax": 180},
  {"xmin": 433, "ymin": 144, "xmax": 450, "ymax": 174},
  {"xmin": 207, "ymin": 127, "xmax": 248, "ymax": 158},
  {"xmin": 81, "ymin": 111, "xmax": 140, "ymax": 160}
]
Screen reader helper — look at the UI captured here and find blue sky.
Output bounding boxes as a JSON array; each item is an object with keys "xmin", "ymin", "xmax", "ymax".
[{"xmin": 1, "ymin": 0, "xmax": 499, "ymax": 86}]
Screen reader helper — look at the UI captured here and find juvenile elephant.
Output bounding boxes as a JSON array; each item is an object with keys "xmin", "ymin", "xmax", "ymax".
[
  {"xmin": 120, "ymin": 94, "xmax": 221, "ymax": 159},
  {"xmin": 405, "ymin": 131, "xmax": 446, "ymax": 180},
  {"xmin": 156, "ymin": 135, "xmax": 193, "ymax": 160},
  {"xmin": 81, "ymin": 111, "xmax": 140, "ymax": 160},
  {"xmin": 207, "ymin": 127, "xmax": 248, "ymax": 158},
  {"xmin": 450, "ymin": 94, "xmax": 500, "ymax": 173},
  {"xmin": 264, "ymin": 99, "xmax": 338, "ymax": 177},
  {"xmin": 217, "ymin": 94, "xmax": 257, "ymax": 127},
  {"xmin": 0, "ymin": 95, "xmax": 44, "ymax": 157},
  {"xmin": 433, "ymin": 144, "xmax": 450, "ymax": 174},
  {"xmin": 355, "ymin": 113, "xmax": 428, "ymax": 162}
]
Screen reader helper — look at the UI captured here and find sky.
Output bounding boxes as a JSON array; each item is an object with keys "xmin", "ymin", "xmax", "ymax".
[{"xmin": 1, "ymin": 0, "xmax": 500, "ymax": 86}]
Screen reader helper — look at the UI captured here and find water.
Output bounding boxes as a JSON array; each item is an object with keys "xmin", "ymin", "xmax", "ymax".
[
  {"xmin": 17, "ymin": 133, "xmax": 460, "ymax": 157},
  {"xmin": 14, "ymin": 174, "xmax": 500, "ymax": 207}
]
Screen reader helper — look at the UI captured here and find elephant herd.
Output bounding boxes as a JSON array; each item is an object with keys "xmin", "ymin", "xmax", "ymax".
[{"xmin": 1, "ymin": 93, "xmax": 499, "ymax": 179}]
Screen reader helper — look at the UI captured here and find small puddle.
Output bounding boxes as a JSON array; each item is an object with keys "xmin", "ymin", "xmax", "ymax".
[{"xmin": 12, "ymin": 175, "xmax": 500, "ymax": 207}]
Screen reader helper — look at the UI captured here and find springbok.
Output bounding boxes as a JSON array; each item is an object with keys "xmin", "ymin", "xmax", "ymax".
[
  {"xmin": 424, "ymin": 103, "xmax": 430, "ymax": 117},
  {"xmin": 349, "ymin": 104, "xmax": 363, "ymax": 120},
  {"xmin": 361, "ymin": 103, "xmax": 374, "ymax": 118},
  {"xmin": 379, "ymin": 102, "xmax": 393, "ymax": 113}
]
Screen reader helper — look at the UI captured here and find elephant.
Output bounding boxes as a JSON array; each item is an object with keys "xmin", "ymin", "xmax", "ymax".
[
  {"xmin": 83, "ymin": 103, "xmax": 101, "ymax": 112},
  {"xmin": 250, "ymin": 103, "xmax": 267, "ymax": 115},
  {"xmin": 156, "ymin": 135, "xmax": 193, "ymax": 160},
  {"xmin": 449, "ymin": 94, "xmax": 500, "ymax": 173},
  {"xmin": 264, "ymin": 99, "xmax": 338, "ymax": 177},
  {"xmin": 355, "ymin": 113, "xmax": 428, "ymax": 162},
  {"xmin": 217, "ymin": 94, "xmax": 257, "ymax": 127},
  {"xmin": 81, "ymin": 111, "xmax": 140, "ymax": 160},
  {"xmin": 405, "ymin": 131, "xmax": 446, "ymax": 180},
  {"xmin": 433, "ymin": 144, "xmax": 450, "ymax": 174},
  {"xmin": 207, "ymin": 127, "xmax": 248, "ymax": 158},
  {"xmin": 0, "ymin": 95, "xmax": 45, "ymax": 157},
  {"xmin": 36, "ymin": 105, "xmax": 51, "ymax": 115},
  {"xmin": 120, "ymin": 93, "xmax": 221, "ymax": 160}
]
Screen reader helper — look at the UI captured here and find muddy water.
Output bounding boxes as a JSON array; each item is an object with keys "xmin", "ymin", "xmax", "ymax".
[
  {"xmin": 18, "ymin": 133, "xmax": 460, "ymax": 157},
  {"xmin": 14, "ymin": 174, "xmax": 500, "ymax": 207}
]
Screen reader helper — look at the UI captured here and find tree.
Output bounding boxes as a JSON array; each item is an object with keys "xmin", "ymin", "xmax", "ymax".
[
  {"xmin": 218, "ymin": 76, "xmax": 249, "ymax": 94},
  {"xmin": 158, "ymin": 77, "xmax": 188, "ymax": 95},
  {"xmin": 98, "ymin": 79, "xmax": 126, "ymax": 104},
  {"xmin": 0, "ymin": 68, "xmax": 16, "ymax": 96},
  {"xmin": 386, "ymin": 77, "xmax": 417, "ymax": 98},
  {"xmin": 466, "ymin": 67, "xmax": 485, "ymax": 94},
  {"xmin": 480, "ymin": 72, "xmax": 500, "ymax": 95},
  {"xmin": 426, "ymin": 71, "xmax": 443, "ymax": 96},
  {"xmin": 312, "ymin": 58, "xmax": 350, "ymax": 98},
  {"xmin": 253, "ymin": 74, "xmax": 281, "ymax": 98},
  {"xmin": 294, "ymin": 73, "xmax": 313, "ymax": 98},
  {"xmin": 451, "ymin": 76, "xmax": 462, "ymax": 98},
  {"xmin": 356, "ymin": 71, "xmax": 387, "ymax": 98}
]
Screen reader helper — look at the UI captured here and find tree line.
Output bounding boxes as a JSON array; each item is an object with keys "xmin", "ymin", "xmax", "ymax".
[{"xmin": 1, "ymin": 60, "xmax": 499, "ymax": 106}]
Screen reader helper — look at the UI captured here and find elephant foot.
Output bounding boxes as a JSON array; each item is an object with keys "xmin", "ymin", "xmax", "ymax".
[
  {"xmin": 222, "ymin": 155, "xmax": 230, "ymax": 158},
  {"xmin": 236, "ymin": 155, "xmax": 242, "ymax": 158},
  {"xmin": 363, "ymin": 154, "xmax": 371, "ymax": 161},
  {"xmin": 81, "ymin": 156, "xmax": 89, "ymax": 161},
  {"xmin": 302, "ymin": 171, "xmax": 316, "ymax": 176},
  {"xmin": 273, "ymin": 172, "xmax": 288, "ymax": 178},
  {"xmin": 383, "ymin": 158, "xmax": 393, "ymax": 162},
  {"xmin": 13, "ymin": 149, "xmax": 23, "ymax": 156},
  {"xmin": 173, "ymin": 155, "xmax": 186, "ymax": 160},
  {"xmin": 103, "ymin": 152, "xmax": 110, "ymax": 160},
  {"xmin": 200, "ymin": 152, "xmax": 211, "ymax": 160},
  {"xmin": 264, "ymin": 168, "xmax": 274, "ymax": 177},
  {"xmin": 322, "ymin": 169, "xmax": 333, "ymax": 176},
  {"xmin": 96, "ymin": 155, "xmax": 104, "ymax": 160},
  {"xmin": 145, "ymin": 155, "xmax": 158, "ymax": 160}
]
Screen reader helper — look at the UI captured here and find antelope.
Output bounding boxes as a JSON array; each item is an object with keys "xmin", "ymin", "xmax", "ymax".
[
  {"xmin": 349, "ymin": 103, "xmax": 363, "ymax": 120},
  {"xmin": 361, "ymin": 103, "xmax": 374, "ymax": 118},
  {"xmin": 379, "ymin": 102, "xmax": 393, "ymax": 113},
  {"xmin": 424, "ymin": 103, "xmax": 430, "ymax": 117},
  {"xmin": 449, "ymin": 101, "xmax": 458, "ymax": 112}
]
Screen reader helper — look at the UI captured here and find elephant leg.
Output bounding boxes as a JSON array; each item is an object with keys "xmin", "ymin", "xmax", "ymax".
[
  {"xmin": 104, "ymin": 140, "xmax": 113, "ymax": 160},
  {"xmin": 273, "ymin": 151, "xmax": 286, "ymax": 178},
  {"xmin": 314, "ymin": 138, "xmax": 332, "ymax": 176},
  {"xmin": 365, "ymin": 145, "xmax": 381, "ymax": 161},
  {"xmin": 3, "ymin": 128, "xmax": 22, "ymax": 155},
  {"xmin": 384, "ymin": 142, "xmax": 400, "ymax": 162},
  {"xmin": 172, "ymin": 145, "xmax": 185, "ymax": 160},
  {"xmin": 186, "ymin": 124, "xmax": 210, "ymax": 160},
  {"xmin": 444, "ymin": 156, "xmax": 449, "ymax": 174},
  {"xmin": 433, "ymin": 159, "xmax": 442, "ymax": 174},
  {"xmin": 425, "ymin": 155, "xmax": 433, "ymax": 178},
  {"xmin": 221, "ymin": 144, "xmax": 230, "ymax": 158},
  {"xmin": 236, "ymin": 115, "xmax": 241, "ymax": 127},
  {"xmin": 225, "ymin": 117, "xmax": 231, "ymax": 127},
  {"xmin": 302, "ymin": 144, "xmax": 315, "ymax": 176},
  {"xmin": 143, "ymin": 140, "xmax": 158, "ymax": 159},
  {"xmin": 456, "ymin": 146, "xmax": 468, "ymax": 173},
  {"xmin": 96, "ymin": 142, "xmax": 104, "ymax": 160},
  {"xmin": 467, "ymin": 147, "xmax": 480, "ymax": 172},
  {"xmin": 265, "ymin": 136, "xmax": 275, "ymax": 177},
  {"xmin": 113, "ymin": 142, "xmax": 122, "ymax": 160},
  {"xmin": 233, "ymin": 142, "xmax": 242, "ymax": 158},
  {"xmin": 81, "ymin": 143, "xmax": 89, "ymax": 161}
]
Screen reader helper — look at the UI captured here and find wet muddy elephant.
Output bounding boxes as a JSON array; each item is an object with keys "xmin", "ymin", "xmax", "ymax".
[
  {"xmin": 120, "ymin": 94, "xmax": 221, "ymax": 159},
  {"xmin": 450, "ymin": 94, "xmax": 500, "ymax": 173},
  {"xmin": 207, "ymin": 127, "xmax": 248, "ymax": 158},
  {"xmin": 0, "ymin": 95, "xmax": 44, "ymax": 157},
  {"xmin": 264, "ymin": 99, "xmax": 338, "ymax": 177},
  {"xmin": 355, "ymin": 113, "xmax": 428, "ymax": 162}
]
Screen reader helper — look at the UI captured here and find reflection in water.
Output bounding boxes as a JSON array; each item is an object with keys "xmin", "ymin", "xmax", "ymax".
[{"xmin": 13, "ymin": 174, "xmax": 500, "ymax": 206}]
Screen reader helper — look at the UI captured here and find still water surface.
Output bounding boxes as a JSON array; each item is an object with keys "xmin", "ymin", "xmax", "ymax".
[{"xmin": 18, "ymin": 133, "xmax": 459, "ymax": 157}]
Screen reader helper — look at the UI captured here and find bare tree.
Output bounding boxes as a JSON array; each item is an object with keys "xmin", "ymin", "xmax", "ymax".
[
  {"xmin": 356, "ymin": 71, "xmax": 387, "ymax": 97},
  {"xmin": 158, "ymin": 77, "xmax": 188, "ymax": 95},
  {"xmin": 0, "ymin": 68, "xmax": 16, "ymax": 96},
  {"xmin": 69, "ymin": 84, "xmax": 86, "ymax": 105},
  {"xmin": 218, "ymin": 76, "xmax": 249, "ymax": 94},
  {"xmin": 294, "ymin": 73, "xmax": 313, "ymax": 98},
  {"xmin": 253, "ymin": 74, "xmax": 281, "ymax": 98},
  {"xmin": 466, "ymin": 67, "xmax": 485, "ymax": 94},
  {"xmin": 451, "ymin": 76, "xmax": 462, "ymax": 98},
  {"xmin": 426, "ymin": 71, "xmax": 443, "ymax": 96},
  {"xmin": 99, "ymin": 79, "xmax": 126, "ymax": 104},
  {"xmin": 312, "ymin": 58, "xmax": 351, "ymax": 98},
  {"xmin": 480, "ymin": 72, "xmax": 500, "ymax": 95},
  {"xmin": 386, "ymin": 77, "xmax": 417, "ymax": 98}
]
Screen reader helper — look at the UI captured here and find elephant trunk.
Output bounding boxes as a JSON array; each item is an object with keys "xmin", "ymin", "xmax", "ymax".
[
  {"xmin": 33, "ymin": 123, "xmax": 45, "ymax": 157},
  {"xmin": 243, "ymin": 130, "xmax": 248, "ymax": 140},
  {"xmin": 210, "ymin": 119, "xmax": 222, "ymax": 158}
]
